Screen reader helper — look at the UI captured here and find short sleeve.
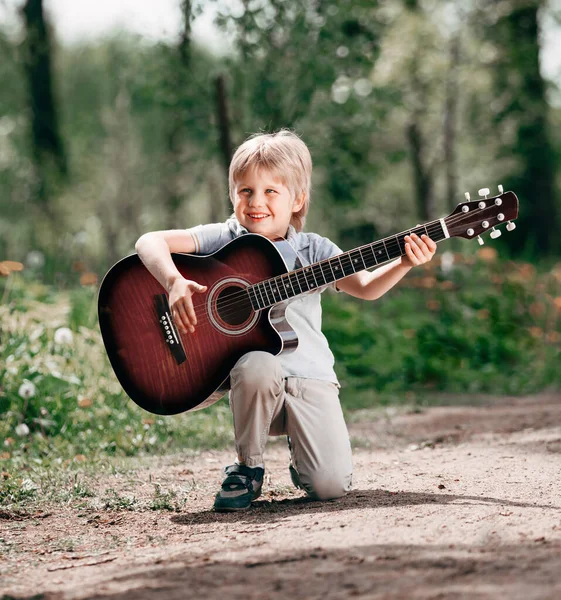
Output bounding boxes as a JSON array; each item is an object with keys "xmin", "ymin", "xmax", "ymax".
[
  {"xmin": 309, "ymin": 234, "xmax": 344, "ymax": 263},
  {"xmin": 189, "ymin": 222, "xmax": 234, "ymax": 255}
]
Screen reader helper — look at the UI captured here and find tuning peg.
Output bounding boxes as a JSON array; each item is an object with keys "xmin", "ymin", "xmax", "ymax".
[
  {"xmin": 477, "ymin": 235, "xmax": 484, "ymax": 245},
  {"xmin": 478, "ymin": 188, "xmax": 490, "ymax": 198},
  {"xmin": 506, "ymin": 221, "xmax": 516, "ymax": 232},
  {"xmin": 498, "ymin": 184, "xmax": 504, "ymax": 194},
  {"xmin": 464, "ymin": 192, "xmax": 471, "ymax": 201},
  {"xmin": 490, "ymin": 227, "xmax": 501, "ymax": 239}
]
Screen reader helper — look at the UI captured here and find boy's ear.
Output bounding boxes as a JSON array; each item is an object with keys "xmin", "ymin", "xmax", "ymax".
[{"xmin": 293, "ymin": 192, "xmax": 306, "ymax": 213}]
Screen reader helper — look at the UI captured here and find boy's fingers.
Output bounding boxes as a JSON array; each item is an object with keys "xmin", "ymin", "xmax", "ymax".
[
  {"xmin": 421, "ymin": 234, "xmax": 437, "ymax": 251},
  {"xmin": 406, "ymin": 237, "xmax": 422, "ymax": 258},
  {"xmin": 174, "ymin": 302, "xmax": 190, "ymax": 333},
  {"xmin": 405, "ymin": 242, "xmax": 419, "ymax": 264},
  {"xmin": 185, "ymin": 299, "xmax": 197, "ymax": 327}
]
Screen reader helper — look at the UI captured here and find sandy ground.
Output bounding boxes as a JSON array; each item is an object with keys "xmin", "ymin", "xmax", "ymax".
[{"xmin": 2, "ymin": 392, "xmax": 561, "ymax": 600}]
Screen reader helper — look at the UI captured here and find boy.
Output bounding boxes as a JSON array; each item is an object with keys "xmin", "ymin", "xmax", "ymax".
[{"xmin": 135, "ymin": 130, "xmax": 437, "ymax": 512}]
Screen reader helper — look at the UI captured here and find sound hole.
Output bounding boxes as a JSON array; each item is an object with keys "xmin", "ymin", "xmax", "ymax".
[{"xmin": 216, "ymin": 285, "xmax": 253, "ymax": 326}]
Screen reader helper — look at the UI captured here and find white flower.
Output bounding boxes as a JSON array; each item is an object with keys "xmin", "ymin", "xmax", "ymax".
[
  {"xmin": 54, "ymin": 327, "xmax": 74, "ymax": 345},
  {"xmin": 18, "ymin": 381, "xmax": 36, "ymax": 399},
  {"xmin": 15, "ymin": 423, "xmax": 30, "ymax": 436}
]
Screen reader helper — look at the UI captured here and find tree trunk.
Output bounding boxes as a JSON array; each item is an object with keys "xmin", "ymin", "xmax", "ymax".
[
  {"xmin": 214, "ymin": 73, "xmax": 233, "ymax": 213},
  {"xmin": 489, "ymin": 1, "xmax": 559, "ymax": 256},
  {"xmin": 163, "ymin": 0, "xmax": 192, "ymax": 229},
  {"xmin": 407, "ymin": 120, "xmax": 434, "ymax": 223},
  {"xmin": 443, "ymin": 34, "xmax": 460, "ymax": 215},
  {"xmin": 20, "ymin": 0, "xmax": 67, "ymax": 203}
]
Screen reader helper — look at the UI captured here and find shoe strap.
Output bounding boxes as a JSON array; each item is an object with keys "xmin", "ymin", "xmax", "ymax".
[
  {"xmin": 224, "ymin": 464, "xmax": 259, "ymax": 479},
  {"xmin": 222, "ymin": 474, "xmax": 253, "ymax": 491}
]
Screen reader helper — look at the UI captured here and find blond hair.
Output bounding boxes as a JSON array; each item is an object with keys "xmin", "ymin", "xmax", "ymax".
[{"xmin": 228, "ymin": 130, "xmax": 312, "ymax": 232}]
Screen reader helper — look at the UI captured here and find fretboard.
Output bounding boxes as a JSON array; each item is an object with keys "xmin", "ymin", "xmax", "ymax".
[{"xmin": 247, "ymin": 219, "xmax": 447, "ymax": 310}]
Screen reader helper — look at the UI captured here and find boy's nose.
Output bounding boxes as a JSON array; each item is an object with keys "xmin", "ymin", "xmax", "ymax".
[{"xmin": 248, "ymin": 194, "xmax": 265, "ymax": 207}]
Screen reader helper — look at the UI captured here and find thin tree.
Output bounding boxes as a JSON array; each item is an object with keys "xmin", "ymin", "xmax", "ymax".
[
  {"xmin": 485, "ymin": 0, "xmax": 559, "ymax": 256},
  {"xmin": 20, "ymin": 0, "xmax": 67, "ymax": 203}
]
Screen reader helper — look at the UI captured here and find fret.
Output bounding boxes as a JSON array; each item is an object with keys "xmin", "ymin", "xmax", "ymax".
[
  {"xmin": 341, "ymin": 253, "xmax": 356, "ymax": 277},
  {"xmin": 396, "ymin": 234, "xmax": 406, "ymax": 257},
  {"xmin": 335, "ymin": 255, "xmax": 344, "ymax": 278},
  {"xmin": 262, "ymin": 281, "xmax": 274, "ymax": 305},
  {"xmin": 395, "ymin": 232, "xmax": 407, "ymax": 257},
  {"xmin": 369, "ymin": 242, "xmax": 383, "ymax": 264},
  {"xmin": 358, "ymin": 248, "xmax": 368, "ymax": 270},
  {"xmin": 432, "ymin": 221, "xmax": 446, "ymax": 241},
  {"xmin": 362, "ymin": 244, "xmax": 378, "ymax": 269},
  {"xmin": 273, "ymin": 276, "xmax": 287, "ymax": 302},
  {"xmin": 306, "ymin": 266, "xmax": 319, "ymax": 289},
  {"xmin": 267, "ymin": 279, "xmax": 281, "ymax": 304},
  {"xmin": 327, "ymin": 257, "xmax": 337, "ymax": 281},
  {"xmin": 286, "ymin": 273, "xmax": 296, "ymax": 297},
  {"xmin": 280, "ymin": 273, "xmax": 293, "ymax": 299},
  {"xmin": 255, "ymin": 282, "xmax": 267, "ymax": 307},
  {"xmin": 316, "ymin": 262, "xmax": 330, "ymax": 286},
  {"xmin": 348, "ymin": 250, "xmax": 361, "ymax": 273},
  {"xmin": 291, "ymin": 270, "xmax": 304, "ymax": 295},
  {"xmin": 381, "ymin": 238, "xmax": 392, "ymax": 261},
  {"xmin": 247, "ymin": 286, "xmax": 260, "ymax": 310}
]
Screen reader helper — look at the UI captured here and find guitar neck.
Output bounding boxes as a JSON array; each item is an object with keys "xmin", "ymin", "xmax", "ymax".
[{"xmin": 247, "ymin": 218, "xmax": 449, "ymax": 310}]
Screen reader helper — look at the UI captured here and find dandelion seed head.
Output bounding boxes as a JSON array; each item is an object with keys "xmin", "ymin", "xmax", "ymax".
[
  {"xmin": 18, "ymin": 381, "xmax": 36, "ymax": 399},
  {"xmin": 15, "ymin": 423, "xmax": 30, "ymax": 436},
  {"xmin": 54, "ymin": 327, "xmax": 74, "ymax": 345}
]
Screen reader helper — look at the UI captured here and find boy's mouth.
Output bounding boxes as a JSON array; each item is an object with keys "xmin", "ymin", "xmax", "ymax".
[{"xmin": 247, "ymin": 213, "xmax": 270, "ymax": 220}]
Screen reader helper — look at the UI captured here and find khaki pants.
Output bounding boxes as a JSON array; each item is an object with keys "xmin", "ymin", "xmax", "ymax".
[{"xmin": 229, "ymin": 351, "xmax": 353, "ymax": 500}]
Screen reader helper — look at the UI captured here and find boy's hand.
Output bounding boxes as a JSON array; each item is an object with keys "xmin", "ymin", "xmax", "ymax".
[
  {"xmin": 401, "ymin": 233, "xmax": 437, "ymax": 268},
  {"xmin": 168, "ymin": 277, "xmax": 207, "ymax": 334}
]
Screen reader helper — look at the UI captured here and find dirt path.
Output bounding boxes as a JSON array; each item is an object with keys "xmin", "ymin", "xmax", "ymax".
[{"xmin": 2, "ymin": 393, "xmax": 561, "ymax": 599}]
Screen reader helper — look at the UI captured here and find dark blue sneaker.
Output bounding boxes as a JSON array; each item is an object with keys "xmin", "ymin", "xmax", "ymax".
[{"xmin": 213, "ymin": 464, "xmax": 265, "ymax": 512}]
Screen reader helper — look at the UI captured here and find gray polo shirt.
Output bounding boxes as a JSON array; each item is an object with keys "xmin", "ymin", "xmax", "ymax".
[{"xmin": 190, "ymin": 217, "xmax": 343, "ymax": 384}]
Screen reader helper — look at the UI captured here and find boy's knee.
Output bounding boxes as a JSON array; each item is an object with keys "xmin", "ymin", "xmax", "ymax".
[
  {"xmin": 231, "ymin": 351, "xmax": 282, "ymax": 390},
  {"xmin": 297, "ymin": 469, "xmax": 352, "ymax": 501}
]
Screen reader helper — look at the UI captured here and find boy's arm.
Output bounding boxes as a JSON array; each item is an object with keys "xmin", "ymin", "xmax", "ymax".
[
  {"xmin": 135, "ymin": 230, "xmax": 206, "ymax": 333},
  {"xmin": 337, "ymin": 233, "xmax": 437, "ymax": 300},
  {"xmin": 135, "ymin": 229, "xmax": 197, "ymax": 291}
]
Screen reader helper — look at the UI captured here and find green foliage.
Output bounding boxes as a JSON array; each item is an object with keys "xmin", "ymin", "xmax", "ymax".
[{"xmin": 324, "ymin": 253, "xmax": 561, "ymax": 409}]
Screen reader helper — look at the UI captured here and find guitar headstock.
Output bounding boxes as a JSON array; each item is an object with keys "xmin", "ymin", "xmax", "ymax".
[{"xmin": 444, "ymin": 187, "xmax": 519, "ymax": 243}]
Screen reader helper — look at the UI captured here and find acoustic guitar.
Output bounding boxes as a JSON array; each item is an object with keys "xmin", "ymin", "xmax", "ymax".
[{"xmin": 98, "ymin": 188, "xmax": 518, "ymax": 415}]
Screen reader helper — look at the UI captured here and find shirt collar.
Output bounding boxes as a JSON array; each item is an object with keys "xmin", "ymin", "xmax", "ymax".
[{"xmin": 227, "ymin": 217, "xmax": 308, "ymax": 249}]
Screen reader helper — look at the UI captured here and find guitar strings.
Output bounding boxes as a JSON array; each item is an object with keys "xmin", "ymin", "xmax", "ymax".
[
  {"xmin": 189, "ymin": 218, "xmax": 447, "ymax": 317},
  {"xmin": 181, "ymin": 213, "xmax": 479, "ymax": 329},
  {"xmin": 179, "ymin": 220, "xmax": 447, "ymax": 326},
  {"xmin": 173, "ymin": 207, "xmax": 507, "ymax": 330},
  {"xmin": 177, "ymin": 212, "xmax": 487, "ymax": 330}
]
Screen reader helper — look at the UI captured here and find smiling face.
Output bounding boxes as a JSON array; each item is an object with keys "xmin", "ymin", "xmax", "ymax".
[{"xmin": 233, "ymin": 167, "xmax": 305, "ymax": 240}]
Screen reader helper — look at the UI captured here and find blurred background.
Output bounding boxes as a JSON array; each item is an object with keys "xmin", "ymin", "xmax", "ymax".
[{"xmin": 1, "ymin": 0, "xmax": 560, "ymax": 474}]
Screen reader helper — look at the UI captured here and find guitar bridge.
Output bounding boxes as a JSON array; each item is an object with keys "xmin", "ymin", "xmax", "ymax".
[{"xmin": 155, "ymin": 294, "xmax": 187, "ymax": 365}]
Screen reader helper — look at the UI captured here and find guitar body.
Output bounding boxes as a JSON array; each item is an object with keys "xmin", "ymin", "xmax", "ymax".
[{"xmin": 98, "ymin": 235, "xmax": 299, "ymax": 415}]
